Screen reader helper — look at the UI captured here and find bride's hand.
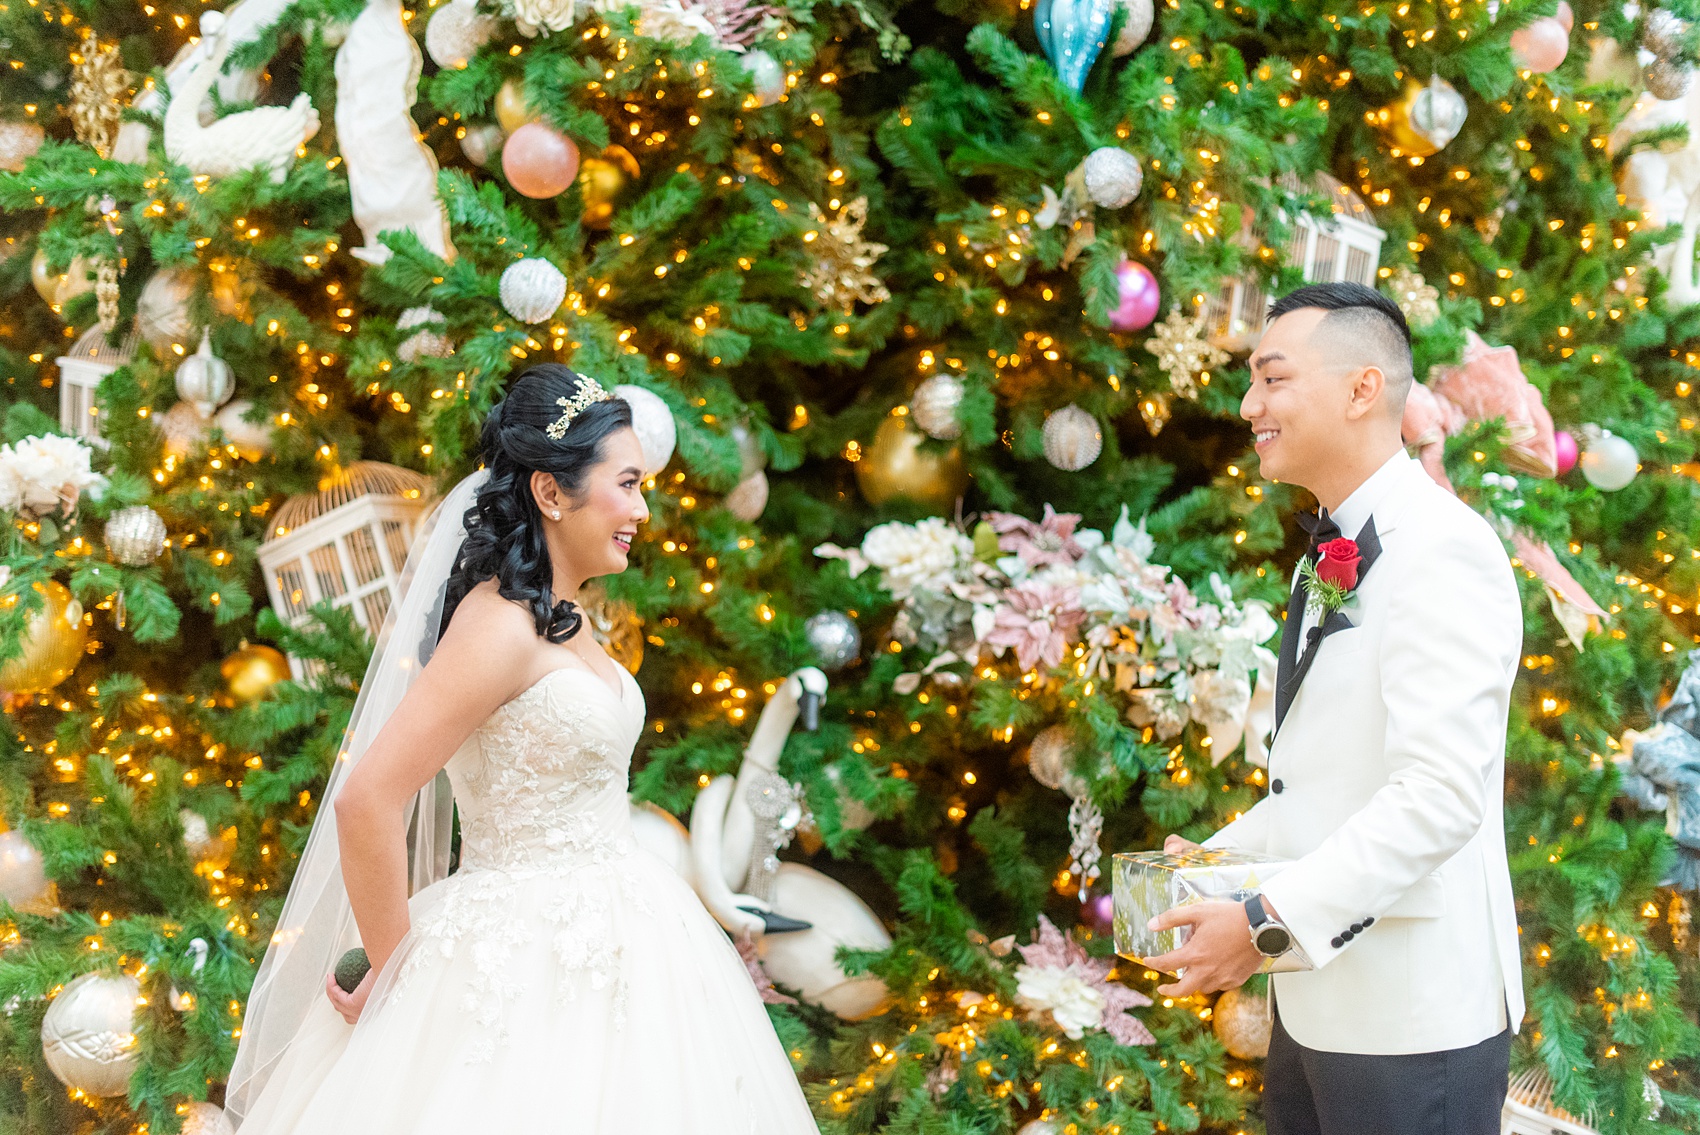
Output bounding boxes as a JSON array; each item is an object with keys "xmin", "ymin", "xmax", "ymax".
[{"xmin": 325, "ymin": 969, "xmax": 374, "ymax": 1025}]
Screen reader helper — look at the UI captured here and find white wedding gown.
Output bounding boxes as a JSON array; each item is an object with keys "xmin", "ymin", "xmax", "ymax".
[{"xmin": 236, "ymin": 665, "xmax": 821, "ymax": 1133}]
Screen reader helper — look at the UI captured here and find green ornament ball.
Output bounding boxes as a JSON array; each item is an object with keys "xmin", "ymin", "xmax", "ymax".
[{"xmin": 334, "ymin": 947, "xmax": 370, "ymax": 993}]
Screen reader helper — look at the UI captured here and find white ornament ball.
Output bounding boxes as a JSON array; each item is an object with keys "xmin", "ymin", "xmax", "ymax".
[
  {"xmin": 1081, "ymin": 147, "xmax": 1143, "ymax": 209},
  {"xmin": 396, "ymin": 305, "xmax": 454, "ymax": 362},
  {"xmin": 159, "ymin": 402, "xmax": 212, "ymax": 460},
  {"xmin": 1110, "ymin": 0, "xmax": 1155, "ymax": 56},
  {"xmin": 1213, "ymin": 985, "xmax": 1273, "ymax": 1059},
  {"xmin": 0, "ymin": 830, "xmax": 54, "ymax": 914},
  {"xmin": 612, "ymin": 383, "xmax": 677, "ymax": 475},
  {"xmin": 499, "ymin": 258, "xmax": 567, "ymax": 324},
  {"xmin": 174, "ymin": 332, "xmax": 235, "ymax": 417},
  {"xmin": 0, "ymin": 120, "xmax": 45, "ymax": 172},
  {"xmin": 1580, "ymin": 431, "xmax": 1639, "ymax": 491},
  {"xmin": 460, "ymin": 123, "xmax": 505, "ymax": 168},
  {"xmin": 425, "ymin": 0, "xmax": 497, "ymax": 69},
  {"xmin": 41, "ymin": 972, "xmax": 140, "ymax": 1097},
  {"xmin": 136, "ymin": 268, "xmax": 197, "ymax": 357},
  {"xmin": 1042, "ymin": 404, "xmax": 1103, "ymax": 471},
  {"xmin": 180, "ymin": 1101, "xmax": 235, "ymax": 1135},
  {"xmin": 724, "ymin": 471, "xmax": 769, "ymax": 522},
  {"xmin": 1027, "ymin": 725, "xmax": 1084, "ymax": 795},
  {"xmin": 1019, "ymin": 1122, "xmax": 1060, "ymax": 1135},
  {"xmin": 179, "ymin": 809, "xmax": 234, "ymax": 870},
  {"xmin": 741, "ymin": 50, "xmax": 787, "ymax": 107},
  {"xmin": 909, "ymin": 373, "xmax": 965, "ymax": 440},
  {"xmin": 213, "ymin": 400, "xmax": 273, "ymax": 460},
  {"xmin": 105, "ymin": 506, "xmax": 167, "ymax": 566}
]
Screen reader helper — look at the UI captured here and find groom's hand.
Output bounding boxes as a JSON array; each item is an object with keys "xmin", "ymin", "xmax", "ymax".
[{"xmin": 1141, "ymin": 901, "xmax": 1265, "ymax": 997}]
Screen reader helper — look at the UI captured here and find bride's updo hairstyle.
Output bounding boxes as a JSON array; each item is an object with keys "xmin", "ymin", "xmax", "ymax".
[{"xmin": 439, "ymin": 363, "xmax": 634, "ymax": 644}]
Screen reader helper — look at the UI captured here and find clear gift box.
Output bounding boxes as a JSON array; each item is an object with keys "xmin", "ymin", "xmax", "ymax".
[{"xmin": 1111, "ymin": 849, "xmax": 1313, "ymax": 973}]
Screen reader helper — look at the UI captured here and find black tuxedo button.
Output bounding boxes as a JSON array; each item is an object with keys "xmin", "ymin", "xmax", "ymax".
[
  {"xmin": 1271, "ymin": 779, "xmax": 1285, "ymax": 794},
  {"xmin": 1340, "ymin": 929, "xmax": 1356, "ymax": 942},
  {"xmin": 1330, "ymin": 936, "xmax": 1344, "ymax": 949},
  {"xmin": 1350, "ymin": 922, "xmax": 1363, "ymax": 934},
  {"xmin": 1362, "ymin": 917, "xmax": 1375, "ymax": 927}
]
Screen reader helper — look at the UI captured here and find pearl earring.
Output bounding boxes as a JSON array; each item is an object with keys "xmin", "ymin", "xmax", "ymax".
[{"xmin": 551, "ymin": 510, "xmax": 561, "ymax": 520}]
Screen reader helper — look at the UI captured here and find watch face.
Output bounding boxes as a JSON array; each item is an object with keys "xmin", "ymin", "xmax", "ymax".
[{"xmin": 1255, "ymin": 926, "xmax": 1292, "ymax": 957}]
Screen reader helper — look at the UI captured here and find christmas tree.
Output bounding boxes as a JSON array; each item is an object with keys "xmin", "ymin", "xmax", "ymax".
[{"xmin": 1, "ymin": 0, "xmax": 1699, "ymax": 1131}]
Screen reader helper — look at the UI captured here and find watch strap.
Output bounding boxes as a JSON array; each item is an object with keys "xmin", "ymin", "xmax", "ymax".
[{"xmin": 1244, "ymin": 894, "xmax": 1269, "ymax": 930}]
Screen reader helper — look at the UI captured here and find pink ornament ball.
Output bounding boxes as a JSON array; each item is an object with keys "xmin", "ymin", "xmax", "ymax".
[
  {"xmin": 1083, "ymin": 891, "xmax": 1116, "ymax": 935},
  {"xmin": 1553, "ymin": 429, "xmax": 1579, "ymax": 476},
  {"xmin": 502, "ymin": 123, "xmax": 581, "ymax": 200},
  {"xmin": 1554, "ymin": 1, "xmax": 1573, "ymax": 33},
  {"xmin": 1110, "ymin": 261, "xmax": 1161, "ymax": 332},
  {"xmin": 1511, "ymin": 17, "xmax": 1569, "ymax": 74}
]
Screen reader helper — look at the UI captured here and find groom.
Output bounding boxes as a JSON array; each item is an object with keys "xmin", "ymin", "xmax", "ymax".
[{"xmin": 1144, "ymin": 283, "xmax": 1524, "ymax": 1134}]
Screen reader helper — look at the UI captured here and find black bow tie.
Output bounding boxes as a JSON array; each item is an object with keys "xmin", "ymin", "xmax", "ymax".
[{"xmin": 1296, "ymin": 508, "xmax": 1341, "ymax": 556}]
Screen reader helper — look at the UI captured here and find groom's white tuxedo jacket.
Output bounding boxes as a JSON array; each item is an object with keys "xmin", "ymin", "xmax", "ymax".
[{"xmin": 1206, "ymin": 450, "xmax": 1525, "ymax": 1056}]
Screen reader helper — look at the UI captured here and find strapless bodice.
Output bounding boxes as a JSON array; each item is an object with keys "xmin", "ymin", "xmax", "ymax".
[{"xmin": 444, "ymin": 665, "xmax": 646, "ymax": 873}]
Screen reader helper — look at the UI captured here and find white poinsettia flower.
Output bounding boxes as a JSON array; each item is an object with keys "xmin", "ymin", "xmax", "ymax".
[
  {"xmin": 860, "ymin": 518, "xmax": 972, "ymax": 601},
  {"xmin": 1014, "ymin": 963, "xmax": 1105, "ymax": 1040}
]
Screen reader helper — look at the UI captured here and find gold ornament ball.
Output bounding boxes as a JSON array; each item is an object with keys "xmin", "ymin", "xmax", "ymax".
[
  {"xmin": 221, "ymin": 642, "xmax": 291, "ymax": 703},
  {"xmin": 578, "ymin": 145, "xmax": 640, "ymax": 228},
  {"xmin": 855, "ymin": 415, "xmax": 968, "ymax": 513},
  {"xmin": 580, "ymin": 586, "xmax": 645, "ymax": 675},
  {"xmin": 1212, "ymin": 985, "xmax": 1273, "ymax": 1060},
  {"xmin": 30, "ymin": 250, "xmax": 96, "ymax": 315},
  {"xmin": 495, "ymin": 79, "xmax": 540, "ymax": 134},
  {"xmin": 0, "ymin": 581, "xmax": 88, "ymax": 695}
]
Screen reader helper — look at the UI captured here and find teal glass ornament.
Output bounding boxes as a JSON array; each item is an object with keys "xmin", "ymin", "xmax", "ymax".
[{"xmin": 1035, "ymin": 0, "xmax": 1116, "ymax": 93}]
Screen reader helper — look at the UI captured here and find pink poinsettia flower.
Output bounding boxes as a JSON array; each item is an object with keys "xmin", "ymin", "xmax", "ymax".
[
  {"xmin": 1013, "ymin": 915, "xmax": 1155, "ymax": 1047},
  {"xmin": 987, "ymin": 504, "xmax": 1089, "ymax": 567},
  {"xmin": 986, "ymin": 580, "xmax": 1086, "ymax": 671}
]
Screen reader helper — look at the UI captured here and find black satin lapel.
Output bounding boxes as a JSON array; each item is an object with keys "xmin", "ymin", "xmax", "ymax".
[
  {"xmin": 1273, "ymin": 574, "xmax": 1307, "ymax": 729},
  {"xmin": 1354, "ymin": 515, "xmax": 1381, "ymax": 573},
  {"xmin": 1274, "ymin": 515, "xmax": 1382, "ymax": 733}
]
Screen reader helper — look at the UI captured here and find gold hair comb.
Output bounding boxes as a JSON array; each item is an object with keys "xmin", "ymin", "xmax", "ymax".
[{"xmin": 545, "ymin": 376, "xmax": 616, "ymax": 440}]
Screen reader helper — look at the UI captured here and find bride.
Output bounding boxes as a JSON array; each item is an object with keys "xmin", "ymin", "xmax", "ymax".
[{"xmin": 226, "ymin": 365, "xmax": 820, "ymax": 1133}]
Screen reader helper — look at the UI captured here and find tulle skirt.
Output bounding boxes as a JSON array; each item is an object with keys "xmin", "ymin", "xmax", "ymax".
[{"xmin": 235, "ymin": 850, "xmax": 820, "ymax": 1134}]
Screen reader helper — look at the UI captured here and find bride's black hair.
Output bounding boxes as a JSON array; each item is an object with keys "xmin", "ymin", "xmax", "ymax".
[{"xmin": 438, "ymin": 363, "xmax": 635, "ymax": 645}]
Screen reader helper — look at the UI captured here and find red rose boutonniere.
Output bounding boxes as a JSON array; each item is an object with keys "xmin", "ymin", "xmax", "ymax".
[{"xmin": 1299, "ymin": 536, "xmax": 1362, "ymax": 617}]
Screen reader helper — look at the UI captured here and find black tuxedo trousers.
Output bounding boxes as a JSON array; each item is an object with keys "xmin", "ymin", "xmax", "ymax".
[{"xmin": 1264, "ymin": 1005, "xmax": 1511, "ymax": 1135}]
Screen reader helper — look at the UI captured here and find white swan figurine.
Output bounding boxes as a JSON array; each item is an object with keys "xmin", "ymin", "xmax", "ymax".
[
  {"xmin": 164, "ymin": 11, "xmax": 319, "ymax": 183},
  {"xmin": 629, "ymin": 667, "xmax": 891, "ymax": 1020}
]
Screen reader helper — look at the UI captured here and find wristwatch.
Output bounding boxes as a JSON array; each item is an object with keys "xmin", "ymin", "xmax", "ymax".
[{"xmin": 1244, "ymin": 894, "xmax": 1293, "ymax": 958}]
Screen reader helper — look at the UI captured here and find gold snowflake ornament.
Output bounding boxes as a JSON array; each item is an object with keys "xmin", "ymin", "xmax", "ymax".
[
  {"xmin": 797, "ymin": 196, "xmax": 890, "ymax": 312},
  {"xmin": 69, "ymin": 40, "xmax": 131, "ymax": 158},
  {"xmin": 1385, "ymin": 265, "xmax": 1440, "ymax": 327},
  {"xmin": 1146, "ymin": 307, "xmax": 1229, "ymax": 400}
]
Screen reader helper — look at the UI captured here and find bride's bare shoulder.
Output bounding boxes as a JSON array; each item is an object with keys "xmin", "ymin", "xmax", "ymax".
[{"xmin": 437, "ymin": 581, "xmax": 538, "ymax": 661}]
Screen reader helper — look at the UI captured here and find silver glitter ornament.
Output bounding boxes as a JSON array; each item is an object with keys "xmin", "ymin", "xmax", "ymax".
[
  {"xmin": 1081, "ymin": 146, "xmax": 1143, "ymax": 208},
  {"xmin": 1644, "ymin": 56, "xmax": 1691, "ymax": 101},
  {"xmin": 459, "ymin": 123, "xmax": 505, "ymax": 167},
  {"xmin": 0, "ymin": 121, "xmax": 44, "ymax": 172},
  {"xmin": 1643, "ymin": 8, "xmax": 1689, "ymax": 59},
  {"xmin": 396, "ymin": 305, "xmax": 453, "ymax": 361},
  {"xmin": 1109, "ymin": 0, "xmax": 1154, "ymax": 56},
  {"xmin": 499, "ymin": 258, "xmax": 567, "ymax": 324},
  {"xmin": 1042, "ymin": 404, "xmax": 1103, "ymax": 471},
  {"xmin": 105, "ymin": 506, "xmax": 167, "ymax": 565},
  {"xmin": 425, "ymin": 0, "xmax": 497, "ymax": 70},
  {"xmin": 1408, "ymin": 74, "xmax": 1467, "ymax": 152},
  {"xmin": 804, "ymin": 610, "xmax": 860, "ymax": 672},
  {"xmin": 909, "ymin": 373, "xmax": 965, "ymax": 440}
]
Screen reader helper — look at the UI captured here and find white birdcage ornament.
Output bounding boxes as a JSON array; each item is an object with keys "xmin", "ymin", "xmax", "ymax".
[
  {"xmin": 257, "ymin": 462, "xmax": 433, "ymax": 676},
  {"xmin": 56, "ymin": 324, "xmax": 139, "ymax": 448},
  {"xmin": 1500, "ymin": 1067, "xmax": 1598, "ymax": 1135},
  {"xmin": 1204, "ymin": 173, "xmax": 1386, "ymax": 351}
]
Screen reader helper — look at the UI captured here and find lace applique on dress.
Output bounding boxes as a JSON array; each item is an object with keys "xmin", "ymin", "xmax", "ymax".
[{"xmin": 388, "ymin": 669, "xmax": 650, "ymax": 1062}]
